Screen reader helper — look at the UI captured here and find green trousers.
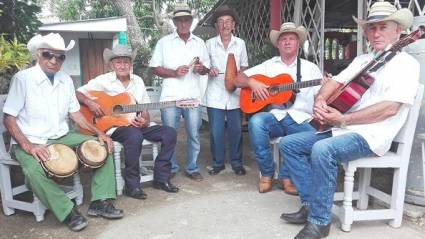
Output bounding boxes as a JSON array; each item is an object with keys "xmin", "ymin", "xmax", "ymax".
[{"xmin": 13, "ymin": 132, "xmax": 116, "ymax": 222}]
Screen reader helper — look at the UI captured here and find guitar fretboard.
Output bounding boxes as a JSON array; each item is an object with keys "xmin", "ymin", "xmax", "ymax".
[
  {"xmin": 271, "ymin": 79, "xmax": 322, "ymax": 93},
  {"xmin": 120, "ymin": 101, "xmax": 176, "ymax": 113}
]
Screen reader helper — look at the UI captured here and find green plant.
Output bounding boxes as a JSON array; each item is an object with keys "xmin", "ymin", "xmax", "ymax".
[{"xmin": 0, "ymin": 35, "xmax": 31, "ymax": 94}]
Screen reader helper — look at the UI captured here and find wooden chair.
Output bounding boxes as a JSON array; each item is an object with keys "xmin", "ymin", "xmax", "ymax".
[
  {"xmin": 0, "ymin": 95, "xmax": 83, "ymax": 222},
  {"xmin": 332, "ymin": 84, "xmax": 424, "ymax": 232}
]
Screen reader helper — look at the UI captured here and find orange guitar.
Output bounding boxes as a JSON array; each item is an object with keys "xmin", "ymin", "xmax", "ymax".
[
  {"xmin": 239, "ymin": 74, "xmax": 321, "ymax": 113},
  {"xmin": 78, "ymin": 91, "xmax": 198, "ymax": 135}
]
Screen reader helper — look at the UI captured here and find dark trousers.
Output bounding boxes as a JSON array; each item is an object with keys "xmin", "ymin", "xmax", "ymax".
[{"xmin": 111, "ymin": 125, "xmax": 177, "ymax": 190}]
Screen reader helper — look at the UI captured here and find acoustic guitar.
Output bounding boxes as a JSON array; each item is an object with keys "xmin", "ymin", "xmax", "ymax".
[
  {"xmin": 78, "ymin": 91, "xmax": 198, "ymax": 135},
  {"xmin": 239, "ymin": 74, "xmax": 321, "ymax": 113}
]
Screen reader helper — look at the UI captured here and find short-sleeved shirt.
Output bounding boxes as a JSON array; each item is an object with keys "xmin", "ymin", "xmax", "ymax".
[
  {"xmin": 332, "ymin": 52, "xmax": 420, "ymax": 156},
  {"xmin": 3, "ymin": 64, "xmax": 80, "ymax": 144},
  {"xmin": 149, "ymin": 31, "xmax": 210, "ymax": 102},
  {"xmin": 205, "ymin": 35, "xmax": 248, "ymax": 110},
  {"xmin": 244, "ymin": 57, "xmax": 323, "ymax": 123},
  {"xmin": 77, "ymin": 71, "xmax": 150, "ymax": 104}
]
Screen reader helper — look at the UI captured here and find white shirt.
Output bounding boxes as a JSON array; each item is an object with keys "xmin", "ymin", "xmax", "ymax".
[
  {"xmin": 244, "ymin": 56, "xmax": 322, "ymax": 123},
  {"xmin": 332, "ymin": 52, "xmax": 419, "ymax": 156},
  {"xmin": 149, "ymin": 31, "xmax": 210, "ymax": 102},
  {"xmin": 77, "ymin": 71, "xmax": 151, "ymax": 104},
  {"xmin": 205, "ymin": 35, "xmax": 248, "ymax": 109},
  {"xmin": 3, "ymin": 64, "xmax": 80, "ymax": 144}
]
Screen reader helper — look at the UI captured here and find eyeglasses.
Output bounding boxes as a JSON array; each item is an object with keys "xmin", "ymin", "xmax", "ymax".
[
  {"xmin": 41, "ymin": 51, "xmax": 66, "ymax": 61},
  {"xmin": 216, "ymin": 20, "xmax": 233, "ymax": 26}
]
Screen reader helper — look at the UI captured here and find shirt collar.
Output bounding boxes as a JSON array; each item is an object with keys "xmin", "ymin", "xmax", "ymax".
[
  {"xmin": 271, "ymin": 56, "xmax": 298, "ymax": 68},
  {"xmin": 172, "ymin": 31, "xmax": 196, "ymax": 41},
  {"xmin": 214, "ymin": 34, "xmax": 236, "ymax": 48},
  {"xmin": 34, "ymin": 64, "xmax": 66, "ymax": 85}
]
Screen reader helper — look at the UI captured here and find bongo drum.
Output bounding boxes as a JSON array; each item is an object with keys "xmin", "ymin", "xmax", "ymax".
[
  {"xmin": 40, "ymin": 144, "xmax": 78, "ymax": 178},
  {"xmin": 224, "ymin": 53, "xmax": 237, "ymax": 92},
  {"xmin": 76, "ymin": 140, "xmax": 108, "ymax": 169}
]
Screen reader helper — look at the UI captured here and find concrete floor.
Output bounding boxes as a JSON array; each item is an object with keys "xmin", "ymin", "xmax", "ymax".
[{"xmin": 1, "ymin": 119, "xmax": 425, "ymax": 239}]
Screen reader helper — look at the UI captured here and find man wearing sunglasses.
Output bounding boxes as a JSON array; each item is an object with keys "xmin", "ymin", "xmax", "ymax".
[{"xmin": 3, "ymin": 33, "xmax": 124, "ymax": 232}]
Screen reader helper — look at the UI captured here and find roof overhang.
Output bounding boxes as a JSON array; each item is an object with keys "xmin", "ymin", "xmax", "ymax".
[{"xmin": 39, "ymin": 17, "xmax": 127, "ymax": 32}]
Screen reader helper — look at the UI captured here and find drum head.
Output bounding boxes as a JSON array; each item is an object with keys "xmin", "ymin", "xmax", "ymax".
[
  {"xmin": 42, "ymin": 144, "xmax": 78, "ymax": 178},
  {"xmin": 77, "ymin": 140, "xmax": 107, "ymax": 168}
]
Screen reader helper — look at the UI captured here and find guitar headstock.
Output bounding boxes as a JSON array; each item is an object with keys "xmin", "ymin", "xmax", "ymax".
[{"xmin": 176, "ymin": 98, "xmax": 199, "ymax": 108}]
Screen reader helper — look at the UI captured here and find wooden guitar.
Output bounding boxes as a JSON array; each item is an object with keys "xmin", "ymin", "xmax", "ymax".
[
  {"xmin": 239, "ymin": 74, "xmax": 321, "ymax": 113},
  {"xmin": 311, "ymin": 26, "xmax": 425, "ymax": 132},
  {"xmin": 78, "ymin": 91, "xmax": 198, "ymax": 135}
]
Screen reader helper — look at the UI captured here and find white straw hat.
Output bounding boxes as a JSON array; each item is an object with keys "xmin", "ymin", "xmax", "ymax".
[
  {"xmin": 353, "ymin": 0, "xmax": 413, "ymax": 30},
  {"xmin": 269, "ymin": 22, "xmax": 308, "ymax": 47},
  {"xmin": 103, "ymin": 44, "xmax": 136, "ymax": 63},
  {"xmin": 27, "ymin": 33, "xmax": 75, "ymax": 53},
  {"xmin": 172, "ymin": 3, "xmax": 193, "ymax": 19}
]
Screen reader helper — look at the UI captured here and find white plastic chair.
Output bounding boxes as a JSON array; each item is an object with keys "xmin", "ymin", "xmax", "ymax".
[
  {"xmin": 270, "ymin": 137, "xmax": 281, "ymax": 179},
  {"xmin": 111, "ymin": 123, "xmax": 160, "ymax": 195},
  {"xmin": 332, "ymin": 84, "xmax": 424, "ymax": 232},
  {"xmin": 0, "ymin": 95, "xmax": 83, "ymax": 222}
]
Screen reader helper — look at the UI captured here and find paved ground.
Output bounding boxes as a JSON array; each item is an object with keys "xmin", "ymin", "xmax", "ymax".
[{"xmin": 1, "ymin": 119, "xmax": 425, "ymax": 239}]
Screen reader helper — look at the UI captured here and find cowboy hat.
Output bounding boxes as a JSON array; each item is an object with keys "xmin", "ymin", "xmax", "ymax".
[
  {"xmin": 211, "ymin": 5, "xmax": 238, "ymax": 25},
  {"xmin": 172, "ymin": 2, "xmax": 193, "ymax": 19},
  {"xmin": 27, "ymin": 33, "xmax": 75, "ymax": 53},
  {"xmin": 269, "ymin": 22, "xmax": 308, "ymax": 47},
  {"xmin": 103, "ymin": 44, "xmax": 136, "ymax": 63},
  {"xmin": 353, "ymin": 0, "xmax": 413, "ymax": 30}
]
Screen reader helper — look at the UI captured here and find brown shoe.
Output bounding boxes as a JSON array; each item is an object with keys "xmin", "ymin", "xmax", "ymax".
[
  {"xmin": 186, "ymin": 172, "xmax": 203, "ymax": 182},
  {"xmin": 258, "ymin": 176, "xmax": 272, "ymax": 193},
  {"xmin": 280, "ymin": 178, "xmax": 298, "ymax": 195}
]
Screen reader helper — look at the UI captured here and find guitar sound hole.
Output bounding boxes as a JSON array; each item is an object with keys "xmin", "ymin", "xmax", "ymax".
[
  {"xmin": 269, "ymin": 87, "xmax": 278, "ymax": 95},
  {"xmin": 112, "ymin": 105, "xmax": 124, "ymax": 114}
]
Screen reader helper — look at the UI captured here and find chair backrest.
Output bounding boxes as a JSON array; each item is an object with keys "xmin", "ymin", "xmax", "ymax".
[
  {"xmin": 393, "ymin": 84, "xmax": 424, "ymax": 158},
  {"xmin": 146, "ymin": 86, "xmax": 161, "ymax": 103},
  {"xmin": 0, "ymin": 94, "xmax": 12, "ymax": 160}
]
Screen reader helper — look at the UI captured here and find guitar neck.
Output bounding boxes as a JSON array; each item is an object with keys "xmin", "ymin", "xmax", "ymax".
[
  {"xmin": 120, "ymin": 101, "xmax": 176, "ymax": 113},
  {"xmin": 275, "ymin": 79, "xmax": 322, "ymax": 92}
]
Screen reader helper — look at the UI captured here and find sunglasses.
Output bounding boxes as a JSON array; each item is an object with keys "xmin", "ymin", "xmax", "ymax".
[{"xmin": 41, "ymin": 51, "xmax": 66, "ymax": 61}]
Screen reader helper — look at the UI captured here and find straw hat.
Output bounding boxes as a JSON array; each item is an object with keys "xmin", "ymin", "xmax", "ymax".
[
  {"xmin": 27, "ymin": 33, "xmax": 75, "ymax": 53},
  {"xmin": 269, "ymin": 22, "xmax": 307, "ymax": 47},
  {"xmin": 103, "ymin": 44, "xmax": 135, "ymax": 63},
  {"xmin": 211, "ymin": 5, "xmax": 238, "ymax": 25},
  {"xmin": 353, "ymin": 0, "xmax": 413, "ymax": 30},
  {"xmin": 172, "ymin": 2, "xmax": 193, "ymax": 19}
]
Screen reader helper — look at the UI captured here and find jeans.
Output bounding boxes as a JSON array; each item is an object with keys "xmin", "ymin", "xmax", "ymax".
[
  {"xmin": 248, "ymin": 112, "xmax": 314, "ymax": 179},
  {"xmin": 279, "ymin": 131, "xmax": 372, "ymax": 225},
  {"xmin": 207, "ymin": 107, "xmax": 243, "ymax": 169},
  {"xmin": 161, "ymin": 106, "xmax": 202, "ymax": 174}
]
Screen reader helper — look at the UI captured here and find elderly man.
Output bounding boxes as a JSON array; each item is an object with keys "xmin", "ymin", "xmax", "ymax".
[
  {"xmin": 150, "ymin": 2, "xmax": 210, "ymax": 181},
  {"xmin": 76, "ymin": 45, "xmax": 179, "ymax": 199},
  {"xmin": 234, "ymin": 22, "xmax": 322, "ymax": 194},
  {"xmin": 279, "ymin": 1, "xmax": 419, "ymax": 238},
  {"xmin": 3, "ymin": 33, "xmax": 123, "ymax": 232},
  {"xmin": 205, "ymin": 5, "xmax": 248, "ymax": 176}
]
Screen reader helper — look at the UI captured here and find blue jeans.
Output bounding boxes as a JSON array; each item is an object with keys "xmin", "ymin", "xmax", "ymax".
[
  {"xmin": 207, "ymin": 107, "xmax": 243, "ymax": 169},
  {"xmin": 279, "ymin": 131, "xmax": 372, "ymax": 225},
  {"xmin": 248, "ymin": 112, "xmax": 314, "ymax": 179},
  {"xmin": 161, "ymin": 106, "xmax": 202, "ymax": 174}
]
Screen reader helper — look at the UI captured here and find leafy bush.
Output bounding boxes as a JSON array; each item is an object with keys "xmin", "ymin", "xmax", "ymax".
[{"xmin": 0, "ymin": 35, "xmax": 31, "ymax": 94}]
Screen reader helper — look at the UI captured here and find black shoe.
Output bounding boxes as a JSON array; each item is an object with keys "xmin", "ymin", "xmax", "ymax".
[
  {"xmin": 208, "ymin": 166, "xmax": 225, "ymax": 175},
  {"xmin": 280, "ymin": 206, "xmax": 309, "ymax": 224},
  {"xmin": 65, "ymin": 207, "xmax": 88, "ymax": 232},
  {"xmin": 233, "ymin": 167, "xmax": 246, "ymax": 176},
  {"xmin": 124, "ymin": 186, "xmax": 147, "ymax": 200},
  {"xmin": 294, "ymin": 222, "xmax": 331, "ymax": 239},
  {"xmin": 87, "ymin": 199, "xmax": 124, "ymax": 219},
  {"xmin": 186, "ymin": 172, "xmax": 204, "ymax": 181},
  {"xmin": 153, "ymin": 181, "xmax": 179, "ymax": 193}
]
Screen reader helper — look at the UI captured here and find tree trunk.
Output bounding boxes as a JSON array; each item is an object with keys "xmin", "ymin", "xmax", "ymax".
[{"xmin": 107, "ymin": 0, "xmax": 144, "ymax": 54}]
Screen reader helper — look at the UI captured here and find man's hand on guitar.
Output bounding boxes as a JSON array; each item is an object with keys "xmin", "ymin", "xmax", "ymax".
[
  {"xmin": 313, "ymin": 100, "xmax": 345, "ymax": 127},
  {"xmin": 86, "ymin": 99, "xmax": 105, "ymax": 118},
  {"xmin": 208, "ymin": 67, "xmax": 219, "ymax": 77},
  {"xmin": 97, "ymin": 133, "xmax": 113, "ymax": 154},
  {"xmin": 248, "ymin": 78, "xmax": 269, "ymax": 101},
  {"xmin": 130, "ymin": 112, "xmax": 148, "ymax": 128}
]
